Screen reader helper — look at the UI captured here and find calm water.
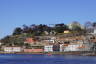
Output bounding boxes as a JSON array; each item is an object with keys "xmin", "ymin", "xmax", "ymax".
[{"xmin": 0, "ymin": 54, "xmax": 96, "ymax": 64}]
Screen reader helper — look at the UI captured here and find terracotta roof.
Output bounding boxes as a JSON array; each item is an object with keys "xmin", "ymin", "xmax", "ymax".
[{"xmin": 25, "ymin": 38, "xmax": 36, "ymax": 43}]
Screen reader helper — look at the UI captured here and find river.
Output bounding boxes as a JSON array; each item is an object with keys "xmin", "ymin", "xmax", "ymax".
[{"xmin": 0, "ymin": 54, "xmax": 96, "ymax": 64}]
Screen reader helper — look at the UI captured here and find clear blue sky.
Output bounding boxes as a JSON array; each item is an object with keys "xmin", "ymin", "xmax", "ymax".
[{"xmin": 0, "ymin": 0, "xmax": 96, "ymax": 39}]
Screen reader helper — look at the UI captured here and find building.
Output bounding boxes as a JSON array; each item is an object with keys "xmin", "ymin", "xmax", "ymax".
[
  {"xmin": 24, "ymin": 44, "xmax": 44, "ymax": 53},
  {"xmin": 44, "ymin": 45, "xmax": 53, "ymax": 52},
  {"xmin": 60, "ymin": 44, "xmax": 64, "ymax": 52},
  {"xmin": 53, "ymin": 44, "xmax": 60, "ymax": 52},
  {"xmin": 60, "ymin": 40, "xmax": 92, "ymax": 52},
  {"xmin": 3, "ymin": 47, "xmax": 22, "ymax": 53},
  {"xmin": 24, "ymin": 49, "xmax": 43, "ymax": 53},
  {"xmin": 64, "ymin": 44, "xmax": 80, "ymax": 52},
  {"xmin": 42, "ymin": 37, "xmax": 56, "ymax": 44},
  {"xmin": 91, "ymin": 29, "xmax": 96, "ymax": 34},
  {"xmin": 64, "ymin": 30, "xmax": 70, "ymax": 34},
  {"xmin": 43, "ymin": 39, "xmax": 55, "ymax": 43},
  {"xmin": 60, "ymin": 44, "xmax": 69, "ymax": 52},
  {"xmin": 24, "ymin": 38, "xmax": 36, "ymax": 45}
]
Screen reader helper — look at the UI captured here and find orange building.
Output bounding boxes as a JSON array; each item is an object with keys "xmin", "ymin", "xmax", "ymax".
[{"xmin": 24, "ymin": 38, "xmax": 36, "ymax": 45}]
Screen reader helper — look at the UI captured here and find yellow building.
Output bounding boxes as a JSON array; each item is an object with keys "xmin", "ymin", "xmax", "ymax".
[{"xmin": 64, "ymin": 30, "xmax": 70, "ymax": 34}]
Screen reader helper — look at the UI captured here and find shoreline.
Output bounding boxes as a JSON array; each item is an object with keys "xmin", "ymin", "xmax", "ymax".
[{"xmin": 0, "ymin": 51, "xmax": 96, "ymax": 56}]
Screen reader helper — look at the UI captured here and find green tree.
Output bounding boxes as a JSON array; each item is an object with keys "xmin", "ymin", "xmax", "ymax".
[
  {"xmin": 11, "ymin": 36, "xmax": 24, "ymax": 46},
  {"xmin": 13, "ymin": 27, "xmax": 23, "ymax": 35},
  {"xmin": 1, "ymin": 36, "xmax": 11, "ymax": 45},
  {"xmin": 54, "ymin": 23, "xmax": 69, "ymax": 33},
  {"xmin": 71, "ymin": 21, "xmax": 82, "ymax": 31},
  {"xmin": 72, "ymin": 25, "xmax": 82, "ymax": 31}
]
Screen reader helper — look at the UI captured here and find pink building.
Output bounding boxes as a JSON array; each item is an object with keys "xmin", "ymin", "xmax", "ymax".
[{"xmin": 24, "ymin": 49, "xmax": 43, "ymax": 53}]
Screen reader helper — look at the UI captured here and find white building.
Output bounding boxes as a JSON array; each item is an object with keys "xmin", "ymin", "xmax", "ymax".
[
  {"xmin": 44, "ymin": 45, "xmax": 53, "ymax": 52},
  {"xmin": 44, "ymin": 39, "xmax": 55, "ymax": 43},
  {"xmin": 64, "ymin": 44, "xmax": 80, "ymax": 52},
  {"xmin": 62, "ymin": 40, "xmax": 92, "ymax": 52},
  {"xmin": 94, "ymin": 29, "xmax": 96, "ymax": 33},
  {"xmin": 92, "ymin": 29, "xmax": 96, "ymax": 34},
  {"xmin": 4, "ymin": 47, "xmax": 22, "ymax": 53},
  {"xmin": 60, "ymin": 44, "xmax": 64, "ymax": 52}
]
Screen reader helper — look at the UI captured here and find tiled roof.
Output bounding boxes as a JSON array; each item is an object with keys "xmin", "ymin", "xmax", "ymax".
[{"xmin": 25, "ymin": 38, "xmax": 36, "ymax": 43}]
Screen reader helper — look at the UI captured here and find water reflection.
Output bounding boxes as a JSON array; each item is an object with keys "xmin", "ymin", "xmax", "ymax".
[{"xmin": 0, "ymin": 54, "xmax": 96, "ymax": 64}]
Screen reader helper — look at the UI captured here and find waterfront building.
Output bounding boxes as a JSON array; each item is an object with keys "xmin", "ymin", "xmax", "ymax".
[
  {"xmin": 64, "ymin": 44, "xmax": 80, "ymax": 51},
  {"xmin": 60, "ymin": 44, "xmax": 64, "ymax": 52},
  {"xmin": 44, "ymin": 45, "xmax": 53, "ymax": 52},
  {"xmin": 60, "ymin": 40, "xmax": 93, "ymax": 52},
  {"xmin": 53, "ymin": 44, "xmax": 60, "ymax": 52},
  {"xmin": 60, "ymin": 44, "xmax": 69, "ymax": 52},
  {"xmin": 24, "ymin": 49, "xmax": 43, "ymax": 53},
  {"xmin": 24, "ymin": 44, "xmax": 44, "ymax": 53},
  {"xmin": 3, "ymin": 47, "xmax": 22, "ymax": 53}
]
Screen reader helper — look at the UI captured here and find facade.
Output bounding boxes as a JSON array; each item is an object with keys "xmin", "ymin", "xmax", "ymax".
[
  {"xmin": 60, "ymin": 40, "xmax": 93, "ymax": 52},
  {"xmin": 42, "ymin": 37, "xmax": 56, "ymax": 44},
  {"xmin": 24, "ymin": 38, "xmax": 36, "ymax": 45},
  {"xmin": 60, "ymin": 44, "xmax": 69, "ymax": 52},
  {"xmin": 81, "ymin": 41, "xmax": 93, "ymax": 51},
  {"xmin": 24, "ymin": 49, "xmax": 43, "ymax": 53},
  {"xmin": 93, "ymin": 29, "xmax": 96, "ymax": 34},
  {"xmin": 44, "ymin": 40, "xmax": 55, "ymax": 43},
  {"xmin": 64, "ymin": 44, "xmax": 80, "ymax": 51},
  {"xmin": 53, "ymin": 44, "xmax": 60, "ymax": 51},
  {"xmin": 44, "ymin": 45, "xmax": 53, "ymax": 52},
  {"xmin": 4, "ymin": 47, "xmax": 22, "ymax": 53},
  {"xmin": 60, "ymin": 44, "xmax": 64, "ymax": 52},
  {"xmin": 64, "ymin": 30, "xmax": 70, "ymax": 34}
]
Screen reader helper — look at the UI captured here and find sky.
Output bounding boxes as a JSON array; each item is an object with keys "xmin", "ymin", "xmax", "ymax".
[{"xmin": 0, "ymin": 0, "xmax": 96, "ymax": 39}]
